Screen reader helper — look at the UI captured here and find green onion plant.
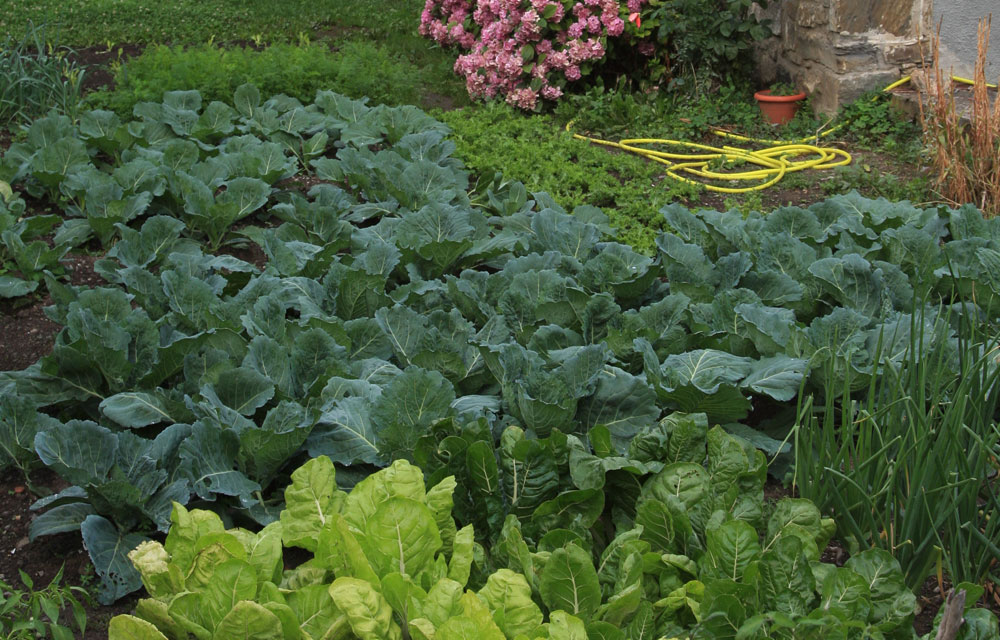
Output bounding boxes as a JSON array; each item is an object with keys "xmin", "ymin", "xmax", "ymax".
[
  {"xmin": 794, "ymin": 305, "xmax": 1000, "ymax": 593},
  {"xmin": 0, "ymin": 21, "xmax": 87, "ymax": 130}
]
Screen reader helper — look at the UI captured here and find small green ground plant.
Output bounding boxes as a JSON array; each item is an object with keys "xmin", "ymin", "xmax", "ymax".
[
  {"xmin": 838, "ymin": 91, "xmax": 923, "ymax": 158},
  {"xmin": 0, "ymin": 565, "xmax": 91, "ymax": 640},
  {"xmin": 553, "ymin": 78, "xmax": 818, "ymax": 143},
  {"xmin": 765, "ymin": 82, "xmax": 800, "ymax": 97},
  {"xmin": 821, "ymin": 163, "xmax": 931, "ymax": 204}
]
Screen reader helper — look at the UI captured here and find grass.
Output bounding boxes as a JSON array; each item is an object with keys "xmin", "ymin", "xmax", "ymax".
[{"xmin": 0, "ymin": 0, "xmax": 345, "ymax": 46}]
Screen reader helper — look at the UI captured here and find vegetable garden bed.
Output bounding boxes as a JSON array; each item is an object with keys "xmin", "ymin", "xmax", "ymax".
[
  {"xmin": 2, "ymin": 1, "xmax": 999, "ymax": 637},
  {"xmin": 1, "ymin": 86, "xmax": 999, "ymax": 638}
]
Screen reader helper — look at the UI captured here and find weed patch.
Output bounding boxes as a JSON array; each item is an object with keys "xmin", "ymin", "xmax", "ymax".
[{"xmin": 440, "ymin": 101, "xmax": 700, "ymax": 252}]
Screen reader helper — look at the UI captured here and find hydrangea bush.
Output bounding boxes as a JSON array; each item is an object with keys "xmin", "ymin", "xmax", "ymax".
[{"xmin": 420, "ymin": 0, "xmax": 649, "ymax": 109}]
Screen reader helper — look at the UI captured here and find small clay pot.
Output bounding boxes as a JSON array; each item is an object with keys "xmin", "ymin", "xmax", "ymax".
[{"xmin": 754, "ymin": 89, "xmax": 808, "ymax": 125}]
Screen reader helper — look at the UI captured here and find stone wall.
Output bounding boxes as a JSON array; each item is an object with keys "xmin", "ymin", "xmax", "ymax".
[{"xmin": 756, "ymin": 0, "xmax": 932, "ymax": 114}]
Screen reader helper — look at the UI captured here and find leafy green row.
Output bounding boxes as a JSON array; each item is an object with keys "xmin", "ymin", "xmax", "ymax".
[
  {"xmin": 0, "ymin": 84, "xmax": 448, "ymax": 257},
  {"xmin": 111, "ymin": 454, "xmax": 999, "ymax": 640}
]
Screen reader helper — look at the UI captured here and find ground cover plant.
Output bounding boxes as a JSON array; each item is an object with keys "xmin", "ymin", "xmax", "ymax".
[
  {"xmin": 438, "ymin": 101, "xmax": 697, "ymax": 253},
  {"xmin": 0, "ymin": 88, "xmax": 999, "ymax": 640}
]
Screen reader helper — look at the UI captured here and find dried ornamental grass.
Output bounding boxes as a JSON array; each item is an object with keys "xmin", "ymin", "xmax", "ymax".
[{"xmin": 921, "ymin": 17, "xmax": 1000, "ymax": 216}]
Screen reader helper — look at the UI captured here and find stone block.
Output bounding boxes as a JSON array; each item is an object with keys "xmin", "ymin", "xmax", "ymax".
[
  {"xmin": 752, "ymin": 38, "xmax": 783, "ymax": 85},
  {"xmin": 831, "ymin": 0, "xmax": 914, "ymax": 36},
  {"xmin": 796, "ymin": 0, "xmax": 829, "ymax": 28},
  {"xmin": 835, "ymin": 69, "xmax": 903, "ymax": 105},
  {"xmin": 783, "ymin": 62, "xmax": 839, "ymax": 114},
  {"xmin": 790, "ymin": 29, "xmax": 837, "ymax": 67},
  {"xmin": 751, "ymin": 1, "xmax": 783, "ymax": 36},
  {"xmin": 833, "ymin": 39, "xmax": 878, "ymax": 56},
  {"xmin": 883, "ymin": 41, "xmax": 927, "ymax": 64},
  {"xmin": 780, "ymin": 63, "xmax": 901, "ymax": 115},
  {"xmin": 836, "ymin": 52, "xmax": 878, "ymax": 73}
]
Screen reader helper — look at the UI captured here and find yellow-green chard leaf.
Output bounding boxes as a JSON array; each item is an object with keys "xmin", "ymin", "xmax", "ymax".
[
  {"xmin": 108, "ymin": 615, "xmax": 170, "ymax": 640},
  {"xmin": 280, "ymin": 455, "xmax": 345, "ymax": 552},
  {"xmin": 316, "ymin": 513, "xmax": 380, "ymax": 587},
  {"xmin": 447, "ymin": 524, "xmax": 475, "ymax": 586},
  {"xmin": 538, "ymin": 543, "xmax": 602, "ymax": 620},
  {"xmin": 477, "ymin": 568, "xmax": 543, "ymax": 637},
  {"xmin": 212, "ymin": 600, "xmax": 284, "ymax": 639},
  {"xmin": 362, "ymin": 496, "xmax": 441, "ymax": 580},
  {"xmin": 328, "ymin": 576, "xmax": 402, "ymax": 640}
]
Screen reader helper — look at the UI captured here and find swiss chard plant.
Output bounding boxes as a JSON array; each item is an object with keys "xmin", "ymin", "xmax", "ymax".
[
  {"xmin": 109, "ymin": 454, "xmax": 1000, "ymax": 640},
  {"xmin": 108, "ymin": 456, "xmax": 596, "ymax": 640}
]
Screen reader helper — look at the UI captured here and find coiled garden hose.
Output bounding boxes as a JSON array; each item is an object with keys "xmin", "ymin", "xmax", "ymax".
[{"xmin": 565, "ymin": 74, "xmax": 955, "ymax": 194}]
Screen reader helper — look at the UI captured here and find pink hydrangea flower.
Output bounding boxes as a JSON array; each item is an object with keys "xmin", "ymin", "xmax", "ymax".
[{"xmin": 421, "ymin": 0, "xmax": 650, "ymax": 108}]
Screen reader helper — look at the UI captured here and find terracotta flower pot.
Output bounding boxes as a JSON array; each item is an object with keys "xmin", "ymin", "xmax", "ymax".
[{"xmin": 754, "ymin": 89, "xmax": 807, "ymax": 125}]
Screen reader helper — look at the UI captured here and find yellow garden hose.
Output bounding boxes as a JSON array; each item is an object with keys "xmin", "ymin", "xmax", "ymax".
[{"xmin": 566, "ymin": 75, "xmax": 921, "ymax": 194}]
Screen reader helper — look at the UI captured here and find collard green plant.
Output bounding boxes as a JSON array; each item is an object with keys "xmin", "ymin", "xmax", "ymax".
[{"xmin": 0, "ymin": 185, "xmax": 68, "ymax": 299}]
